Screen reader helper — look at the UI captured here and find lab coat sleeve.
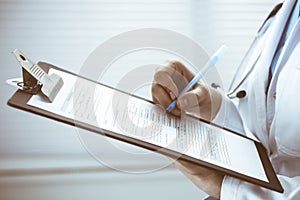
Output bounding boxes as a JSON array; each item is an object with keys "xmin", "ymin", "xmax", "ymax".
[
  {"xmin": 212, "ymin": 94, "xmax": 245, "ymax": 135},
  {"xmin": 212, "ymin": 96, "xmax": 300, "ymax": 199},
  {"xmin": 221, "ymin": 175, "xmax": 300, "ymax": 199}
]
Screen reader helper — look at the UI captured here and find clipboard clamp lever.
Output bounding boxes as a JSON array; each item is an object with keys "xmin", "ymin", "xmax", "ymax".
[{"xmin": 12, "ymin": 49, "xmax": 64, "ymax": 102}]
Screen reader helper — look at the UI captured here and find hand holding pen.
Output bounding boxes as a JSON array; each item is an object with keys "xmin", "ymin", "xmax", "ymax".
[{"xmin": 152, "ymin": 45, "xmax": 227, "ymax": 121}]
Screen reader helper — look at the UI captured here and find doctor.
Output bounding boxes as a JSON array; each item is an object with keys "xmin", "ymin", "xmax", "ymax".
[{"xmin": 152, "ymin": 0, "xmax": 300, "ymax": 199}]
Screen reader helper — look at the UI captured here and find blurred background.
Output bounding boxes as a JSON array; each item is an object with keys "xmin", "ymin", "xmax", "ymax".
[{"xmin": 1, "ymin": 0, "xmax": 278, "ymax": 199}]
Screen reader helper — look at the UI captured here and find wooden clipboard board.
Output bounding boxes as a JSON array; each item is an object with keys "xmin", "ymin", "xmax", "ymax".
[{"xmin": 7, "ymin": 62, "xmax": 284, "ymax": 193}]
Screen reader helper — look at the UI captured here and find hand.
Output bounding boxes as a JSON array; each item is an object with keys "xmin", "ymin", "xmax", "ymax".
[
  {"xmin": 174, "ymin": 159, "xmax": 224, "ymax": 199},
  {"xmin": 152, "ymin": 60, "xmax": 222, "ymax": 121}
]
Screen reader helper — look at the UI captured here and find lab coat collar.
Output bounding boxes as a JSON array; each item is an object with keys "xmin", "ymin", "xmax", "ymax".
[{"xmin": 259, "ymin": 0, "xmax": 296, "ymax": 90}]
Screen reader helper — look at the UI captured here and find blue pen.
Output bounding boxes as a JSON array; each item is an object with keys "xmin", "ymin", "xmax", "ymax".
[{"xmin": 166, "ymin": 45, "xmax": 228, "ymax": 113}]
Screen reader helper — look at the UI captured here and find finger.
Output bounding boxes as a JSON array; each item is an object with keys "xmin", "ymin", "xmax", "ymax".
[
  {"xmin": 152, "ymin": 83, "xmax": 183, "ymax": 116},
  {"xmin": 174, "ymin": 160, "xmax": 205, "ymax": 175},
  {"xmin": 174, "ymin": 160, "xmax": 211, "ymax": 175},
  {"xmin": 167, "ymin": 60, "xmax": 195, "ymax": 82},
  {"xmin": 152, "ymin": 85, "xmax": 182, "ymax": 116},
  {"xmin": 154, "ymin": 70, "xmax": 179, "ymax": 99},
  {"xmin": 151, "ymin": 83, "xmax": 172, "ymax": 109},
  {"xmin": 177, "ymin": 84, "xmax": 209, "ymax": 110},
  {"xmin": 155, "ymin": 62, "xmax": 193, "ymax": 95},
  {"xmin": 177, "ymin": 90, "xmax": 199, "ymax": 111},
  {"xmin": 163, "ymin": 65, "xmax": 189, "ymax": 93},
  {"xmin": 170, "ymin": 106, "xmax": 181, "ymax": 117}
]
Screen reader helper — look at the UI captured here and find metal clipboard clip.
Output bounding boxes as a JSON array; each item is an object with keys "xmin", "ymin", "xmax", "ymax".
[{"xmin": 9, "ymin": 49, "xmax": 64, "ymax": 102}]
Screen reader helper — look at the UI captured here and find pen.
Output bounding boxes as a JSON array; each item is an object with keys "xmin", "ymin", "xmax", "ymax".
[{"xmin": 166, "ymin": 45, "xmax": 227, "ymax": 113}]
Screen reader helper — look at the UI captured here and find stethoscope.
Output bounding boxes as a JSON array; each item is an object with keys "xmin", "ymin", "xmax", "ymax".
[
  {"xmin": 225, "ymin": 3, "xmax": 282, "ymax": 99},
  {"xmin": 226, "ymin": 53, "xmax": 261, "ymax": 99}
]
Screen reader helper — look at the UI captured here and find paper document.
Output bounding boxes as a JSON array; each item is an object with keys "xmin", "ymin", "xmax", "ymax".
[{"xmin": 28, "ymin": 68, "xmax": 268, "ymax": 182}]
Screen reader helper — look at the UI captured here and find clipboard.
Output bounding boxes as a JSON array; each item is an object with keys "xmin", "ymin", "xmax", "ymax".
[{"xmin": 7, "ymin": 61, "xmax": 284, "ymax": 193}]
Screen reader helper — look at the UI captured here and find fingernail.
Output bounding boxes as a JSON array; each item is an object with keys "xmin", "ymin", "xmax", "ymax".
[{"xmin": 169, "ymin": 91, "xmax": 176, "ymax": 100}]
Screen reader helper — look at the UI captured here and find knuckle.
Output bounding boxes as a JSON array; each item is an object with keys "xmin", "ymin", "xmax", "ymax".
[
  {"xmin": 153, "ymin": 69, "xmax": 163, "ymax": 78},
  {"xmin": 153, "ymin": 72, "xmax": 165, "ymax": 85},
  {"xmin": 196, "ymin": 84, "xmax": 209, "ymax": 96},
  {"xmin": 168, "ymin": 60, "xmax": 185, "ymax": 69},
  {"xmin": 193, "ymin": 86, "xmax": 210, "ymax": 104}
]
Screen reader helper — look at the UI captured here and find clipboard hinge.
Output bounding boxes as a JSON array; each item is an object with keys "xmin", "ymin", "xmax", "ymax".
[
  {"xmin": 17, "ymin": 68, "xmax": 42, "ymax": 94},
  {"xmin": 11, "ymin": 49, "xmax": 64, "ymax": 102}
]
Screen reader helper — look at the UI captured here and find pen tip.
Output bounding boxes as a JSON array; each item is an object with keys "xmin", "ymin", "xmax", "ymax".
[{"xmin": 218, "ymin": 45, "xmax": 228, "ymax": 55}]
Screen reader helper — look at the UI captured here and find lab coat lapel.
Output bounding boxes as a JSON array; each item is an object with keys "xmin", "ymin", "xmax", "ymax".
[
  {"xmin": 267, "ymin": 18, "xmax": 300, "ymax": 121},
  {"xmin": 266, "ymin": 0, "xmax": 299, "ymax": 127},
  {"xmin": 248, "ymin": 0, "xmax": 294, "ymax": 147},
  {"xmin": 270, "ymin": 19, "xmax": 300, "ymax": 86}
]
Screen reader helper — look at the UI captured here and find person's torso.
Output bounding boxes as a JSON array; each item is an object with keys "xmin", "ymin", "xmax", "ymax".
[{"xmin": 231, "ymin": 0, "xmax": 300, "ymax": 175}]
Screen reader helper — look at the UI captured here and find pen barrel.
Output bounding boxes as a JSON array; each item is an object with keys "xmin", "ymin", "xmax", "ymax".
[
  {"xmin": 166, "ymin": 101, "xmax": 176, "ymax": 113},
  {"xmin": 165, "ymin": 45, "xmax": 227, "ymax": 113}
]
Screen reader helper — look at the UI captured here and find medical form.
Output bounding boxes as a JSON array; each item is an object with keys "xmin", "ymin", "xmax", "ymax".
[{"xmin": 27, "ymin": 68, "xmax": 268, "ymax": 183}]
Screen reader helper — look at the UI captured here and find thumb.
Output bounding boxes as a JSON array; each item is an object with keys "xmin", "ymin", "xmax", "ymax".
[
  {"xmin": 177, "ymin": 90, "xmax": 200, "ymax": 111},
  {"xmin": 177, "ymin": 85, "xmax": 223, "ymax": 121}
]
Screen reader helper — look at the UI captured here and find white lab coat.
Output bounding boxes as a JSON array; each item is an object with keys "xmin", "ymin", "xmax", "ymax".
[{"xmin": 213, "ymin": 0, "xmax": 300, "ymax": 199}]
